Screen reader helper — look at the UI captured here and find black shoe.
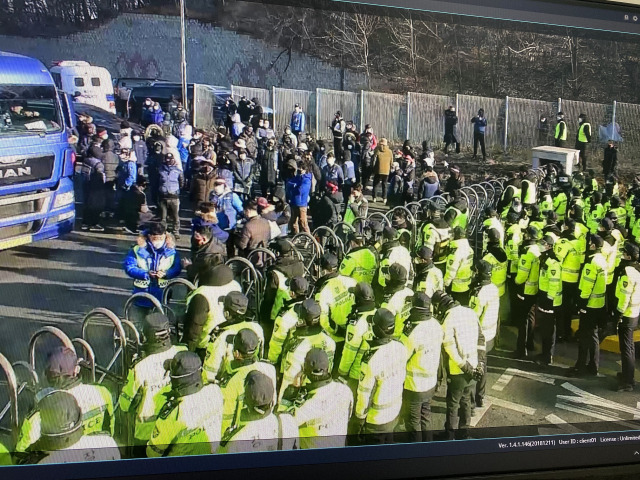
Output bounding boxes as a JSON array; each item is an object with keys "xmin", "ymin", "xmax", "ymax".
[
  {"xmin": 514, "ymin": 349, "xmax": 529, "ymax": 359},
  {"xmin": 535, "ymin": 355, "xmax": 551, "ymax": 366},
  {"xmin": 567, "ymin": 366, "xmax": 587, "ymax": 378},
  {"xmin": 617, "ymin": 384, "xmax": 634, "ymax": 392},
  {"xmin": 476, "ymin": 397, "xmax": 484, "ymax": 408}
]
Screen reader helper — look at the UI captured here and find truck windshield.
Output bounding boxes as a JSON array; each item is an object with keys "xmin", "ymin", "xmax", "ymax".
[{"xmin": 0, "ymin": 85, "xmax": 63, "ymax": 136}]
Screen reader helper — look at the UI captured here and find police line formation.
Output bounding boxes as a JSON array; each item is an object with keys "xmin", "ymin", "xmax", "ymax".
[{"xmin": 3, "ymin": 161, "xmax": 640, "ymax": 465}]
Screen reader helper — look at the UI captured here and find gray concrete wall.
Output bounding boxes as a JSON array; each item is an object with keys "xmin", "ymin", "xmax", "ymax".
[{"xmin": 0, "ymin": 13, "xmax": 366, "ymax": 91}]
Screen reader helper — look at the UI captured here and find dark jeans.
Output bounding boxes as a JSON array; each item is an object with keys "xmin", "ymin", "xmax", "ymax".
[
  {"xmin": 403, "ymin": 389, "xmax": 435, "ymax": 443},
  {"xmin": 363, "ymin": 418, "xmax": 397, "ymax": 445},
  {"xmin": 576, "ymin": 142, "xmax": 588, "ymax": 170},
  {"xmin": 576, "ymin": 307, "xmax": 602, "ymax": 373},
  {"xmin": 554, "ymin": 138, "xmax": 566, "ymax": 148},
  {"xmin": 445, "ymin": 373, "xmax": 472, "ymax": 439},
  {"xmin": 618, "ymin": 316, "xmax": 638, "ymax": 387},
  {"xmin": 333, "ymin": 137, "xmax": 344, "ymax": 161},
  {"xmin": 561, "ymin": 281, "xmax": 579, "ymax": 339},
  {"xmin": 475, "ymin": 338, "xmax": 493, "ymax": 402},
  {"xmin": 361, "ymin": 165, "xmax": 373, "ymax": 189},
  {"xmin": 372, "ymin": 174, "xmax": 389, "ymax": 200},
  {"xmin": 159, "ymin": 195, "xmax": 180, "ymax": 234},
  {"xmin": 516, "ymin": 293, "xmax": 536, "ymax": 354},
  {"xmin": 537, "ymin": 306, "xmax": 556, "ymax": 363},
  {"xmin": 444, "ymin": 138, "xmax": 460, "ymax": 155},
  {"xmin": 473, "ymin": 132, "xmax": 486, "ymax": 159}
]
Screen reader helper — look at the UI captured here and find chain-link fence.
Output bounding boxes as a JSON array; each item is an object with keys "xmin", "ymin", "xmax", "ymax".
[
  {"xmin": 316, "ymin": 88, "xmax": 360, "ymax": 140},
  {"xmin": 361, "ymin": 91, "xmax": 407, "ymax": 143},
  {"xmin": 407, "ymin": 93, "xmax": 455, "ymax": 149},
  {"xmin": 457, "ymin": 95, "xmax": 506, "ymax": 154},
  {"xmin": 273, "ymin": 87, "xmax": 316, "ymax": 137},
  {"xmin": 506, "ymin": 97, "xmax": 556, "ymax": 151}
]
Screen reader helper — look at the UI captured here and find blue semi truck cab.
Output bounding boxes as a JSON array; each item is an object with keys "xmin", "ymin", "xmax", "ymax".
[{"xmin": 0, "ymin": 51, "xmax": 76, "ymax": 251}]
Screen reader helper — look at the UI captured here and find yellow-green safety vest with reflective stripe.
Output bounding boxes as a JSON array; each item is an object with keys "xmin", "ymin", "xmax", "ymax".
[
  {"xmin": 579, "ymin": 253, "xmax": 607, "ymax": 309},
  {"xmin": 186, "ymin": 284, "xmax": 242, "ymax": 350},
  {"xmin": 555, "ymin": 120, "xmax": 567, "ymax": 141},
  {"xmin": 539, "ymin": 257, "xmax": 563, "ymax": 307},
  {"xmin": 515, "ymin": 244, "xmax": 541, "ymax": 296},
  {"xmin": 578, "ymin": 123, "xmax": 591, "ymax": 143},
  {"xmin": 483, "ymin": 252, "xmax": 507, "ymax": 296},
  {"xmin": 554, "ymin": 238, "xmax": 581, "ymax": 283}
]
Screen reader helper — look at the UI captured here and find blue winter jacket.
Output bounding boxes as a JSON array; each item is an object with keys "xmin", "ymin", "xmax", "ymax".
[
  {"xmin": 191, "ymin": 217, "xmax": 230, "ymax": 243},
  {"xmin": 123, "ymin": 235, "xmax": 181, "ymax": 306},
  {"xmin": 290, "ymin": 111, "xmax": 306, "ymax": 133},
  {"xmin": 286, "ymin": 172, "xmax": 312, "ymax": 208},
  {"xmin": 472, "ymin": 116, "xmax": 487, "ymax": 134},
  {"xmin": 210, "ymin": 189, "xmax": 244, "ymax": 229},
  {"xmin": 118, "ymin": 161, "xmax": 137, "ymax": 190}
]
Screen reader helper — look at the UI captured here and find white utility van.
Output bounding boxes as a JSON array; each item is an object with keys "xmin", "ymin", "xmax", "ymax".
[{"xmin": 50, "ymin": 61, "xmax": 116, "ymax": 114}]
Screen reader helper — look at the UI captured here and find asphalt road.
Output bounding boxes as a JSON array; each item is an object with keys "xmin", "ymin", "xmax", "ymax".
[{"xmin": 1, "ymin": 222, "xmax": 639, "ymax": 440}]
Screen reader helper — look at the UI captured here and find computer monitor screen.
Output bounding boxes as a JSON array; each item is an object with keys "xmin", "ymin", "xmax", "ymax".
[{"xmin": 1, "ymin": 0, "xmax": 640, "ymax": 478}]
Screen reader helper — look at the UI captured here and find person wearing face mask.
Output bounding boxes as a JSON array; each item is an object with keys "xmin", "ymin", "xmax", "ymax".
[
  {"xmin": 372, "ymin": 138, "xmax": 392, "ymax": 203},
  {"xmin": 576, "ymin": 113, "xmax": 592, "ymax": 171},
  {"xmin": 233, "ymin": 148, "xmax": 255, "ymax": 199},
  {"xmin": 141, "ymin": 98, "xmax": 154, "ymax": 126},
  {"xmin": 157, "ymin": 153, "xmax": 184, "ymax": 238},
  {"xmin": 554, "ymin": 112, "xmax": 567, "ymax": 148},
  {"xmin": 320, "ymin": 153, "xmax": 344, "ymax": 190},
  {"xmin": 443, "ymin": 105, "xmax": 460, "ymax": 156},
  {"xmin": 290, "ymin": 104, "xmax": 306, "ymax": 139},
  {"xmin": 471, "ymin": 108, "xmax": 487, "ymax": 162},
  {"xmin": 131, "ymin": 130, "xmax": 148, "ymax": 176},
  {"xmin": 210, "ymin": 178, "xmax": 244, "ymax": 230},
  {"xmin": 259, "ymin": 138, "xmax": 280, "ymax": 197},
  {"xmin": 148, "ymin": 102, "xmax": 164, "ymax": 127},
  {"xmin": 123, "ymin": 222, "xmax": 182, "ymax": 314},
  {"xmin": 614, "ymin": 242, "xmax": 640, "ymax": 392},
  {"xmin": 343, "ymin": 183, "xmax": 368, "ymax": 226},
  {"xmin": 190, "ymin": 158, "xmax": 217, "ymax": 206},
  {"xmin": 330, "ymin": 111, "xmax": 346, "ymax": 161},
  {"xmin": 271, "ymin": 187, "xmax": 291, "ymax": 236},
  {"xmin": 185, "ymin": 223, "xmax": 228, "ymax": 283}
]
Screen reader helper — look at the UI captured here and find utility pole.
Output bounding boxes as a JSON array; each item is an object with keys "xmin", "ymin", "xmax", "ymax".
[{"xmin": 180, "ymin": 0, "xmax": 188, "ymax": 109}]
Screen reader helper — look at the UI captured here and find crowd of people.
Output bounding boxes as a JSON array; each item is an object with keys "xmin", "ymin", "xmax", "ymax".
[{"xmin": 1, "ymin": 101, "xmax": 637, "ymax": 465}]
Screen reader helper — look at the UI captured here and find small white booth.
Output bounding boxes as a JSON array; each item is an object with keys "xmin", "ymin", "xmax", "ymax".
[{"xmin": 531, "ymin": 146, "xmax": 580, "ymax": 175}]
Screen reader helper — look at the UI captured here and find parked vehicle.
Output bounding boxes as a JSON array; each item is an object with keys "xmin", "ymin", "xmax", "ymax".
[{"xmin": 50, "ymin": 60, "xmax": 116, "ymax": 114}]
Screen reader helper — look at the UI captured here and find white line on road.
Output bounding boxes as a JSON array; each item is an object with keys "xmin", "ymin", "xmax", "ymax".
[
  {"xmin": 544, "ymin": 414, "xmax": 583, "ymax": 433},
  {"xmin": 471, "ymin": 399, "xmax": 492, "ymax": 427},
  {"xmin": 634, "ymin": 402, "xmax": 640, "ymax": 421},
  {"xmin": 555, "ymin": 403, "xmax": 638, "ymax": 429},
  {"xmin": 486, "ymin": 396, "xmax": 536, "ymax": 415},
  {"xmin": 505, "ymin": 368, "xmax": 556, "ymax": 385},
  {"xmin": 560, "ymin": 382, "xmax": 640, "ymax": 417},
  {"xmin": 491, "ymin": 372, "xmax": 513, "ymax": 392}
]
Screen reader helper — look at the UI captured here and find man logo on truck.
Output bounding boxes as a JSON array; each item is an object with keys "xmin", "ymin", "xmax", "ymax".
[{"xmin": 0, "ymin": 157, "xmax": 32, "ymax": 179}]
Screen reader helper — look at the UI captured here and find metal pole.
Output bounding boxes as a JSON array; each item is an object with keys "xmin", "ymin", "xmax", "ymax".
[
  {"xmin": 315, "ymin": 88, "xmax": 320, "ymax": 139},
  {"xmin": 272, "ymin": 86, "xmax": 277, "ymax": 133},
  {"xmin": 612, "ymin": 100, "xmax": 617, "ymax": 141},
  {"xmin": 360, "ymin": 90, "xmax": 365, "ymax": 133},
  {"xmin": 504, "ymin": 96, "xmax": 509, "ymax": 152},
  {"xmin": 406, "ymin": 92, "xmax": 411, "ymax": 141},
  {"xmin": 192, "ymin": 84, "xmax": 198, "ymax": 129},
  {"xmin": 558, "ymin": 97, "xmax": 562, "ymax": 114},
  {"xmin": 180, "ymin": 0, "xmax": 187, "ymax": 110}
]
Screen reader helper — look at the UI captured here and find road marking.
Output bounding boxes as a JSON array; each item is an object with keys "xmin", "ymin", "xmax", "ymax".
[
  {"xmin": 471, "ymin": 399, "xmax": 492, "ymax": 427},
  {"xmin": 560, "ymin": 382, "xmax": 640, "ymax": 417},
  {"xmin": 544, "ymin": 414, "xmax": 583, "ymax": 433},
  {"xmin": 634, "ymin": 402, "xmax": 640, "ymax": 421},
  {"xmin": 505, "ymin": 368, "xmax": 556, "ymax": 385},
  {"xmin": 486, "ymin": 396, "xmax": 536, "ymax": 415},
  {"xmin": 491, "ymin": 372, "xmax": 513, "ymax": 391}
]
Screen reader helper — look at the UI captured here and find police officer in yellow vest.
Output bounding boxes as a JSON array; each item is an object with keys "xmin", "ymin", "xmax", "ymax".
[
  {"xmin": 536, "ymin": 234, "xmax": 562, "ymax": 366},
  {"xmin": 218, "ymin": 329, "xmax": 277, "ymax": 433},
  {"xmin": 147, "ymin": 351, "xmax": 223, "ymax": 457},
  {"xmin": 261, "ymin": 239, "xmax": 305, "ymax": 328},
  {"xmin": 182, "ymin": 264, "xmax": 242, "ymax": 359},
  {"xmin": 555, "ymin": 220, "xmax": 582, "ymax": 343},
  {"xmin": 413, "ymin": 246, "xmax": 444, "ymax": 298},
  {"xmin": 571, "ymin": 235, "xmax": 608, "ymax": 377},
  {"xmin": 16, "ymin": 347, "xmax": 114, "ymax": 453},
  {"xmin": 351, "ymin": 308, "xmax": 407, "ymax": 444},
  {"xmin": 400, "ymin": 293, "xmax": 443, "ymax": 442},
  {"xmin": 444, "ymin": 194, "xmax": 468, "ymax": 231},
  {"xmin": 514, "ymin": 226, "xmax": 542, "ymax": 359},
  {"xmin": 339, "ymin": 231, "xmax": 379, "ymax": 285},
  {"xmin": 444, "ymin": 226, "xmax": 474, "ymax": 306},
  {"xmin": 282, "ymin": 349, "xmax": 353, "ymax": 450},
  {"xmin": 315, "ymin": 253, "xmax": 357, "ymax": 348},
  {"xmin": 432, "ymin": 291, "xmax": 481, "ymax": 441},
  {"xmin": 118, "ymin": 313, "xmax": 187, "ymax": 446},
  {"xmin": 416, "ymin": 204, "xmax": 451, "ymax": 274},
  {"xmin": 375, "ymin": 226, "xmax": 413, "ymax": 299},
  {"xmin": 267, "ymin": 277, "xmax": 309, "ymax": 366},
  {"xmin": 554, "ymin": 111, "xmax": 567, "ymax": 148},
  {"xmin": 614, "ymin": 242, "xmax": 640, "ymax": 392},
  {"xmin": 338, "ymin": 283, "xmax": 376, "ymax": 393},
  {"xmin": 381, "ymin": 263, "xmax": 414, "ymax": 338},
  {"xmin": 482, "ymin": 228, "xmax": 508, "ymax": 344},
  {"xmin": 482, "ymin": 207, "xmax": 504, "ymax": 249},
  {"xmin": 521, "ymin": 173, "xmax": 537, "ymax": 208},
  {"xmin": 576, "ymin": 113, "xmax": 592, "ymax": 171},
  {"xmin": 203, "ymin": 292, "xmax": 265, "ymax": 382}
]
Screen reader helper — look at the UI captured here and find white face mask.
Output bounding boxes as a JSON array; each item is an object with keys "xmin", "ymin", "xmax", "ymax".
[
  {"xmin": 151, "ymin": 239, "xmax": 165, "ymax": 249},
  {"xmin": 154, "ymin": 106, "xmax": 160, "ymax": 111},
  {"xmin": 239, "ymin": 154, "xmax": 247, "ymax": 160},
  {"xmin": 133, "ymin": 135, "xmax": 140, "ymax": 142},
  {"xmin": 214, "ymin": 186, "xmax": 224, "ymax": 195},
  {"xmin": 327, "ymin": 158, "xmax": 335, "ymax": 166}
]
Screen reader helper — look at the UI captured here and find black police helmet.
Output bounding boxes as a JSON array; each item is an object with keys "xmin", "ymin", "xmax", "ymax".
[
  {"xmin": 38, "ymin": 390, "xmax": 82, "ymax": 437},
  {"xmin": 372, "ymin": 308, "xmax": 395, "ymax": 338}
]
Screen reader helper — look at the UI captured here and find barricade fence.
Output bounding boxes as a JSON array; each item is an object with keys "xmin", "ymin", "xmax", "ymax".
[{"xmin": 224, "ymin": 85, "xmax": 640, "ymax": 164}]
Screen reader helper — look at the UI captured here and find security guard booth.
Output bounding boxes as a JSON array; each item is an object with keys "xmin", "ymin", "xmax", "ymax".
[{"xmin": 531, "ymin": 146, "xmax": 580, "ymax": 175}]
